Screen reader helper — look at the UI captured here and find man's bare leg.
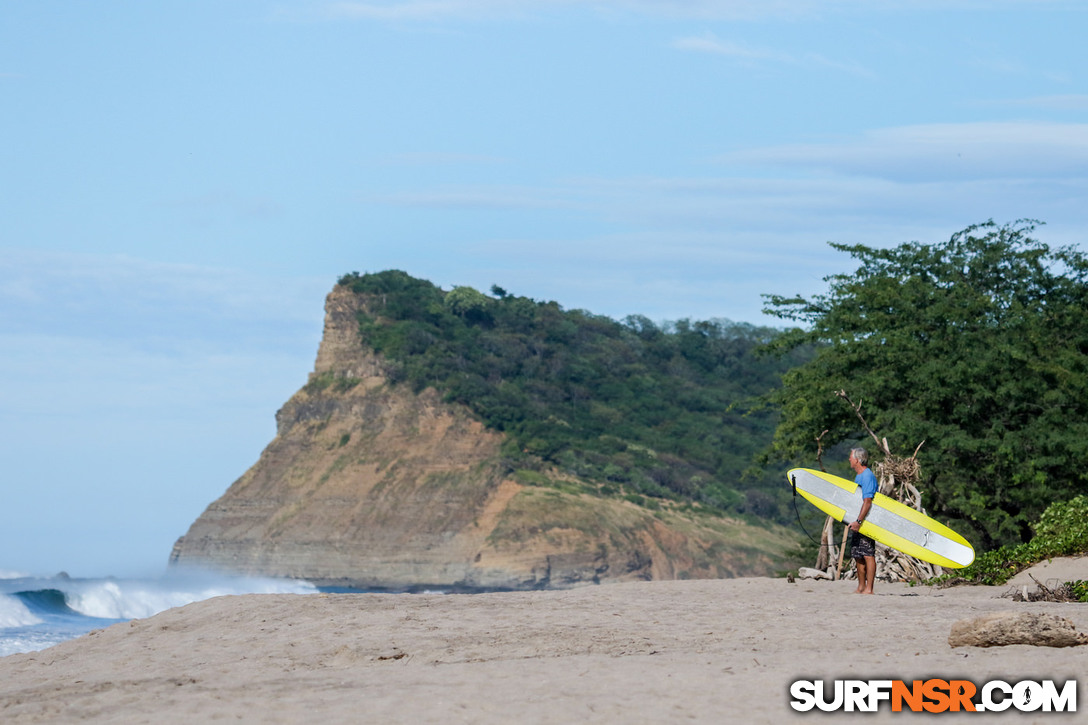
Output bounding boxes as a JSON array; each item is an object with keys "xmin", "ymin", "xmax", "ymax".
[{"xmin": 859, "ymin": 555, "xmax": 876, "ymax": 594}]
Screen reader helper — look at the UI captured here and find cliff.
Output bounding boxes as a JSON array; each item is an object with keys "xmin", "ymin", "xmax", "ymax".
[{"xmin": 169, "ymin": 284, "xmax": 798, "ymax": 589}]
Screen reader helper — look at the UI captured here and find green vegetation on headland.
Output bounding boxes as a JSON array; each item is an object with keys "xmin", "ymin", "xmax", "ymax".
[
  {"xmin": 338, "ymin": 219, "xmax": 1088, "ymax": 575},
  {"xmin": 337, "ymin": 269, "xmax": 810, "ymax": 524}
]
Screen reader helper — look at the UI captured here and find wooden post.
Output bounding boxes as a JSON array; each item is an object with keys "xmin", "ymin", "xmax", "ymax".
[
  {"xmin": 825, "ymin": 516, "xmax": 837, "ymax": 579},
  {"xmin": 836, "ymin": 525, "xmax": 849, "ymax": 579},
  {"xmin": 815, "ymin": 515, "xmax": 830, "ymax": 571}
]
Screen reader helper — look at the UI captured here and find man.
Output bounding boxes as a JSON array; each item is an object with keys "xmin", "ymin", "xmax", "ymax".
[{"xmin": 848, "ymin": 447, "xmax": 878, "ymax": 594}]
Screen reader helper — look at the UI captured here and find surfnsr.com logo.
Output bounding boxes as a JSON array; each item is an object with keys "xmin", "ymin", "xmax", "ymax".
[{"xmin": 790, "ymin": 679, "xmax": 1077, "ymax": 713}]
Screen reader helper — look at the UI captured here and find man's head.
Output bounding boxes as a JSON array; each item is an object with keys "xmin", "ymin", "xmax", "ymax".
[{"xmin": 849, "ymin": 447, "xmax": 869, "ymax": 468}]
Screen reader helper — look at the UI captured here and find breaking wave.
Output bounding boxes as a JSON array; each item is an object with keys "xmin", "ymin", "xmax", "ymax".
[{"xmin": 0, "ymin": 571, "xmax": 317, "ymax": 656}]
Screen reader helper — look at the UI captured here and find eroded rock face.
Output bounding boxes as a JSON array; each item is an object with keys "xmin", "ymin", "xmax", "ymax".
[
  {"xmin": 169, "ymin": 285, "xmax": 795, "ymax": 589},
  {"xmin": 948, "ymin": 611, "xmax": 1088, "ymax": 648}
]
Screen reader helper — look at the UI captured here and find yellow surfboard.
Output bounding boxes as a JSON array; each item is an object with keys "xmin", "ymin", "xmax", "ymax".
[{"xmin": 787, "ymin": 468, "xmax": 974, "ymax": 569}]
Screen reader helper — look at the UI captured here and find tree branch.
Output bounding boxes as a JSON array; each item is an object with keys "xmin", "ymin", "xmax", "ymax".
[
  {"xmin": 814, "ymin": 429, "xmax": 830, "ymax": 472},
  {"xmin": 835, "ymin": 389, "xmax": 890, "ymax": 456}
]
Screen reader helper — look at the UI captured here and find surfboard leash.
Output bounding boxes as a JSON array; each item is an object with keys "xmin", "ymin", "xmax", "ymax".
[{"xmin": 790, "ymin": 474, "xmax": 825, "ymax": 548}]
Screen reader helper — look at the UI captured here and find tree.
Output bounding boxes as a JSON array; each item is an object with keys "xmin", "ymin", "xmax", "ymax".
[
  {"xmin": 444, "ymin": 285, "xmax": 494, "ymax": 325},
  {"xmin": 762, "ymin": 220, "xmax": 1088, "ymax": 550}
]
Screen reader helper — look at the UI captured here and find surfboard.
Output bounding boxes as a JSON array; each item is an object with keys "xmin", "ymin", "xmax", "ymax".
[{"xmin": 787, "ymin": 468, "xmax": 975, "ymax": 569}]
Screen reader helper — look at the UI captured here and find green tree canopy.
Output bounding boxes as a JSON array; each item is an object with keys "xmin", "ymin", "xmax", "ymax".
[
  {"xmin": 444, "ymin": 285, "xmax": 494, "ymax": 323},
  {"xmin": 762, "ymin": 220, "xmax": 1088, "ymax": 550}
]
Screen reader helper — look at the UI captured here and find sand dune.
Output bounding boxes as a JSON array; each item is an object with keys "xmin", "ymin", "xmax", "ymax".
[{"xmin": 2, "ymin": 562, "xmax": 1086, "ymax": 723}]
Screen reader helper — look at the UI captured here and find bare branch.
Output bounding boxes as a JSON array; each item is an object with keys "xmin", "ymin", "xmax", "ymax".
[
  {"xmin": 834, "ymin": 389, "xmax": 889, "ymax": 455},
  {"xmin": 814, "ymin": 429, "xmax": 830, "ymax": 472}
]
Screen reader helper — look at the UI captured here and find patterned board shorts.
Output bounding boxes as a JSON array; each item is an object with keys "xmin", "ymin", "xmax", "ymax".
[{"xmin": 851, "ymin": 531, "xmax": 876, "ymax": 559}]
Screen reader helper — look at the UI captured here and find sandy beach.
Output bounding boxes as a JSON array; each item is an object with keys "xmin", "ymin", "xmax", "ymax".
[{"xmin": 2, "ymin": 560, "xmax": 1086, "ymax": 724}]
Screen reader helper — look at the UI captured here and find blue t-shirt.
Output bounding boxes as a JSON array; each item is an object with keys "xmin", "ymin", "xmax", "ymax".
[{"xmin": 856, "ymin": 467, "xmax": 878, "ymax": 500}]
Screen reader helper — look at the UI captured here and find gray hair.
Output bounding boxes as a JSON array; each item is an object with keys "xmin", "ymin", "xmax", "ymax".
[{"xmin": 850, "ymin": 447, "xmax": 869, "ymax": 466}]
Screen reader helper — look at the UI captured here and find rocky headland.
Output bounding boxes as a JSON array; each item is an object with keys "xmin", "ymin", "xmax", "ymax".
[{"xmin": 169, "ymin": 284, "xmax": 796, "ymax": 589}]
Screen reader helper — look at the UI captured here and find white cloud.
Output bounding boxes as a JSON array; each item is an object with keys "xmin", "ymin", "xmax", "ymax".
[
  {"xmin": 319, "ymin": 0, "xmax": 841, "ymax": 23},
  {"xmin": 376, "ymin": 151, "xmax": 511, "ymax": 165},
  {"xmin": 672, "ymin": 32, "xmax": 874, "ymax": 76},
  {"xmin": 322, "ymin": 0, "xmax": 532, "ymax": 21},
  {"xmin": 327, "ymin": 0, "xmax": 467, "ymax": 20},
  {"xmin": 368, "ymin": 185, "xmax": 585, "ymax": 210},
  {"xmin": 359, "ymin": 157, "xmax": 1087, "ymax": 261},
  {"xmin": 672, "ymin": 33, "xmax": 789, "ymax": 62},
  {"xmin": 0, "ymin": 250, "xmax": 327, "ymax": 352},
  {"xmin": 356, "ymin": 167, "xmax": 1088, "ymax": 322},
  {"xmin": 980, "ymin": 94, "xmax": 1088, "ymax": 112},
  {"xmin": 720, "ymin": 122, "xmax": 1088, "ymax": 181},
  {"xmin": 313, "ymin": 0, "xmax": 1072, "ymax": 23}
]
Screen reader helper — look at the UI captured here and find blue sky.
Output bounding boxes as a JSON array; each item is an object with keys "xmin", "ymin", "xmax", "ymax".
[{"xmin": 2, "ymin": 0, "xmax": 1086, "ymax": 577}]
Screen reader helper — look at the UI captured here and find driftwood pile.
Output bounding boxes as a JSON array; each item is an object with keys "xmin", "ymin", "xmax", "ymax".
[
  {"xmin": 1006, "ymin": 574, "xmax": 1086, "ymax": 603},
  {"xmin": 811, "ymin": 391, "xmax": 945, "ymax": 583}
]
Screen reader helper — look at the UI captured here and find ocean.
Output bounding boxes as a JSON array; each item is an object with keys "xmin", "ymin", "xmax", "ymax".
[{"xmin": 0, "ymin": 570, "xmax": 318, "ymax": 657}]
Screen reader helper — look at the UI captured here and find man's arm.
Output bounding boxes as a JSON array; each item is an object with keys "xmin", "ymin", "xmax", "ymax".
[{"xmin": 849, "ymin": 498, "xmax": 873, "ymax": 531}]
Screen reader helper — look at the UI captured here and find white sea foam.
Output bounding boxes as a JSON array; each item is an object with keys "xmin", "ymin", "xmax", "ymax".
[
  {"xmin": 0, "ymin": 594, "xmax": 42, "ymax": 628},
  {"xmin": 63, "ymin": 573, "xmax": 318, "ymax": 620},
  {"xmin": 0, "ymin": 571, "xmax": 320, "ymax": 657},
  {"xmin": 0, "ymin": 630, "xmax": 71, "ymax": 657}
]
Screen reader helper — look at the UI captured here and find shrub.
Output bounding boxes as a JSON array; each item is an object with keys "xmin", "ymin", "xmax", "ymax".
[{"xmin": 929, "ymin": 495, "xmax": 1088, "ymax": 586}]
